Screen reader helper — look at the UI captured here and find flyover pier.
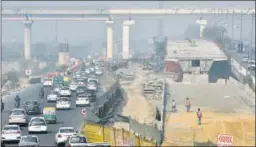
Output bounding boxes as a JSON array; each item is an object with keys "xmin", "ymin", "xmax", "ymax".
[
  {"xmin": 106, "ymin": 20, "xmax": 114, "ymax": 59},
  {"xmin": 122, "ymin": 20, "xmax": 135, "ymax": 59},
  {"xmin": 23, "ymin": 20, "xmax": 33, "ymax": 60}
]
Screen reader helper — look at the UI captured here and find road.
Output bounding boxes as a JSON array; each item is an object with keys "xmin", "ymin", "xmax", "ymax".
[
  {"xmin": 223, "ymin": 46, "xmax": 255, "ymax": 76},
  {"xmin": 1, "ymin": 84, "xmax": 85, "ymax": 146}
]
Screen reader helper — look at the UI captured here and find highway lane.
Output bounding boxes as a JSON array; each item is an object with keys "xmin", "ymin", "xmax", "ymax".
[{"xmin": 1, "ymin": 84, "xmax": 85, "ymax": 146}]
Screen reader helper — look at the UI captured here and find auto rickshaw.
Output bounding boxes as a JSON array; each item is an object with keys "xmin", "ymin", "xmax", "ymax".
[{"xmin": 43, "ymin": 107, "xmax": 57, "ymax": 124}]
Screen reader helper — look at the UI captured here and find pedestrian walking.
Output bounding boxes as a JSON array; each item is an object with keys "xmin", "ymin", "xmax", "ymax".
[
  {"xmin": 171, "ymin": 100, "xmax": 176, "ymax": 112},
  {"xmin": 185, "ymin": 97, "xmax": 191, "ymax": 112},
  {"xmin": 196, "ymin": 108, "xmax": 202, "ymax": 125}
]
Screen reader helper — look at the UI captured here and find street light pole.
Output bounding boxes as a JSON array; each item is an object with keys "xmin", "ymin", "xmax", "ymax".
[
  {"xmin": 249, "ymin": 13, "xmax": 254, "ymax": 60},
  {"xmin": 239, "ymin": 13, "xmax": 243, "ymax": 52},
  {"xmin": 231, "ymin": 11, "xmax": 234, "ymax": 50}
]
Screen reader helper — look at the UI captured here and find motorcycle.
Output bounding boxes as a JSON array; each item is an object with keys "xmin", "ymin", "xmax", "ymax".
[
  {"xmin": 15, "ymin": 101, "xmax": 20, "ymax": 108},
  {"xmin": 39, "ymin": 92, "xmax": 44, "ymax": 99},
  {"xmin": 1, "ymin": 103, "xmax": 4, "ymax": 112}
]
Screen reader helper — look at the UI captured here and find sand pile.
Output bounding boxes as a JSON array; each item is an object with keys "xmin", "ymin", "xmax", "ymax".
[{"xmin": 118, "ymin": 66, "xmax": 156, "ymax": 125}]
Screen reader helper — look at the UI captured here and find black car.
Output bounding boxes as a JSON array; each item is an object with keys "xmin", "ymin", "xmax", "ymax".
[{"xmin": 24, "ymin": 100, "xmax": 41, "ymax": 115}]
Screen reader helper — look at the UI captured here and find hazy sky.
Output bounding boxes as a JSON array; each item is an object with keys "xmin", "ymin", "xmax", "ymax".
[{"xmin": 2, "ymin": 1, "xmax": 255, "ymax": 46}]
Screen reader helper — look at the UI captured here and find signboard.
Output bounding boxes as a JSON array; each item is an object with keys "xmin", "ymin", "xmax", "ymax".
[
  {"xmin": 25, "ymin": 69, "xmax": 32, "ymax": 76},
  {"xmin": 217, "ymin": 134, "xmax": 234, "ymax": 146},
  {"xmin": 81, "ymin": 108, "xmax": 87, "ymax": 116}
]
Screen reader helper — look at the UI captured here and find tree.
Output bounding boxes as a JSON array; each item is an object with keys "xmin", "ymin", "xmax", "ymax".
[{"xmin": 6, "ymin": 70, "xmax": 19, "ymax": 83}]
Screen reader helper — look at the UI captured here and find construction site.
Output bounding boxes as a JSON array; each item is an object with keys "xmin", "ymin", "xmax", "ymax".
[{"xmin": 79, "ymin": 38, "xmax": 255, "ymax": 146}]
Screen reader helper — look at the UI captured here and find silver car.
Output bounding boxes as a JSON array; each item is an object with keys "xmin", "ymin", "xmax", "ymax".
[
  {"xmin": 8, "ymin": 108, "xmax": 28, "ymax": 125},
  {"xmin": 18, "ymin": 135, "xmax": 40, "ymax": 147}
]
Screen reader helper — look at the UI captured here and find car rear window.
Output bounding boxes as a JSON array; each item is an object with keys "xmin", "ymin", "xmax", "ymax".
[
  {"xmin": 70, "ymin": 136, "xmax": 87, "ymax": 143},
  {"xmin": 59, "ymin": 128, "xmax": 75, "ymax": 133},
  {"xmin": 26, "ymin": 101, "xmax": 37, "ymax": 105},
  {"xmin": 11, "ymin": 110, "xmax": 25, "ymax": 115},
  {"xmin": 50, "ymin": 91, "xmax": 58, "ymax": 95},
  {"xmin": 3, "ymin": 126, "xmax": 19, "ymax": 130},
  {"xmin": 21, "ymin": 136, "xmax": 38, "ymax": 143},
  {"xmin": 30, "ymin": 118, "xmax": 45, "ymax": 125}
]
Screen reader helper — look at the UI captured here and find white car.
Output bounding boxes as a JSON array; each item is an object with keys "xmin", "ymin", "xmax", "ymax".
[
  {"xmin": 8, "ymin": 108, "xmax": 28, "ymax": 125},
  {"xmin": 76, "ymin": 94, "xmax": 90, "ymax": 107},
  {"xmin": 28, "ymin": 117, "xmax": 47, "ymax": 133},
  {"xmin": 43, "ymin": 79, "xmax": 53, "ymax": 87},
  {"xmin": 55, "ymin": 127, "xmax": 77, "ymax": 145},
  {"xmin": 59, "ymin": 87, "xmax": 71, "ymax": 96},
  {"xmin": 85, "ymin": 69, "xmax": 91, "ymax": 74},
  {"xmin": 53, "ymin": 86, "xmax": 61, "ymax": 92},
  {"xmin": 56, "ymin": 98, "xmax": 71, "ymax": 110},
  {"xmin": 86, "ymin": 82, "xmax": 97, "ymax": 90},
  {"xmin": 47, "ymin": 91, "xmax": 58, "ymax": 102},
  {"xmin": 89, "ymin": 67, "xmax": 95, "ymax": 72},
  {"xmin": 18, "ymin": 135, "xmax": 40, "ymax": 147},
  {"xmin": 69, "ymin": 83, "xmax": 78, "ymax": 91},
  {"xmin": 1, "ymin": 125, "xmax": 22, "ymax": 143},
  {"xmin": 95, "ymin": 70, "xmax": 102, "ymax": 75},
  {"xmin": 66, "ymin": 135, "xmax": 88, "ymax": 147}
]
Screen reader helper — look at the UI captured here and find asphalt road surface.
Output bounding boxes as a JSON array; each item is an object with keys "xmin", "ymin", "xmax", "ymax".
[{"xmin": 1, "ymin": 84, "xmax": 86, "ymax": 146}]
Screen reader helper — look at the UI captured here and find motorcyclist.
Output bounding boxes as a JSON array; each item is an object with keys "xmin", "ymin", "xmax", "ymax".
[
  {"xmin": 15, "ymin": 94, "xmax": 21, "ymax": 107},
  {"xmin": 1, "ymin": 100, "xmax": 4, "ymax": 111},
  {"xmin": 39, "ymin": 87, "xmax": 44, "ymax": 98}
]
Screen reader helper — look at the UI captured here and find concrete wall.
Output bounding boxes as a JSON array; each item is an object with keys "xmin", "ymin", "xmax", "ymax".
[{"xmin": 178, "ymin": 59, "xmax": 214, "ymax": 73}]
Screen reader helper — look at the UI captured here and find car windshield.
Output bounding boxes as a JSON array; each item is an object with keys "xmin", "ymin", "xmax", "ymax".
[
  {"xmin": 62, "ymin": 87, "xmax": 69, "ymax": 90},
  {"xmin": 50, "ymin": 91, "xmax": 58, "ymax": 95},
  {"xmin": 26, "ymin": 101, "xmax": 38, "ymax": 105},
  {"xmin": 3, "ymin": 126, "xmax": 19, "ymax": 130},
  {"xmin": 59, "ymin": 128, "xmax": 75, "ymax": 133},
  {"xmin": 30, "ymin": 118, "xmax": 45, "ymax": 125},
  {"xmin": 11, "ymin": 110, "xmax": 25, "ymax": 115},
  {"xmin": 88, "ymin": 82, "xmax": 96, "ymax": 86},
  {"xmin": 21, "ymin": 136, "xmax": 38, "ymax": 143},
  {"xmin": 69, "ymin": 136, "xmax": 87, "ymax": 143},
  {"xmin": 58, "ymin": 98, "xmax": 69, "ymax": 101}
]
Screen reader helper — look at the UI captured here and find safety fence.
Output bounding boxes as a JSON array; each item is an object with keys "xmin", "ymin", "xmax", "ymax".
[{"xmin": 81, "ymin": 121, "xmax": 158, "ymax": 146}]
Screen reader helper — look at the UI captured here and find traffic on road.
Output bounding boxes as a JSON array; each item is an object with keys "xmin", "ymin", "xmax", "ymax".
[{"xmin": 1, "ymin": 59, "xmax": 110, "ymax": 146}]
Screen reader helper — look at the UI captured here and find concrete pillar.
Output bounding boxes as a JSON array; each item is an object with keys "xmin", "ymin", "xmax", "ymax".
[
  {"xmin": 122, "ymin": 20, "xmax": 135, "ymax": 59},
  {"xmin": 196, "ymin": 19, "xmax": 207, "ymax": 38},
  {"xmin": 106, "ymin": 20, "xmax": 114, "ymax": 59},
  {"xmin": 58, "ymin": 52, "xmax": 69, "ymax": 66},
  {"xmin": 23, "ymin": 21, "xmax": 33, "ymax": 60}
]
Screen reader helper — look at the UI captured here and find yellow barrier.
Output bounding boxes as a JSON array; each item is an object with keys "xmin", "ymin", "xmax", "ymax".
[
  {"xmin": 84, "ymin": 122, "xmax": 104, "ymax": 143},
  {"xmin": 83, "ymin": 122, "xmax": 157, "ymax": 146}
]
